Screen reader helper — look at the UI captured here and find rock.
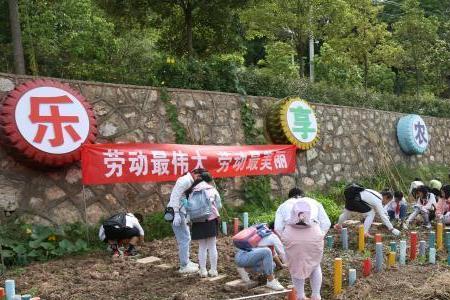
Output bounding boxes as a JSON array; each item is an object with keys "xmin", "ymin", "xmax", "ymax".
[
  {"xmin": 45, "ymin": 186, "xmax": 67, "ymax": 201},
  {"xmin": 86, "ymin": 203, "xmax": 107, "ymax": 224},
  {"xmin": 51, "ymin": 202, "xmax": 82, "ymax": 223},
  {"xmin": 104, "ymin": 194, "xmax": 118, "ymax": 207},
  {"xmin": 302, "ymin": 177, "xmax": 315, "ymax": 186},
  {"xmin": 99, "ymin": 121, "xmax": 118, "ymax": 137},
  {"xmin": 333, "ymin": 164, "xmax": 342, "ymax": 172},
  {"xmin": 306, "ymin": 149, "xmax": 318, "ymax": 161},
  {"xmin": 160, "ymin": 184, "xmax": 173, "ymax": 196},
  {"xmin": 270, "ymin": 178, "xmax": 279, "ymax": 190},
  {"xmin": 136, "ymin": 256, "xmax": 161, "ymax": 264},
  {"xmin": 65, "ymin": 167, "xmax": 82, "ymax": 184},
  {"xmin": 0, "ymin": 78, "xmax": 14, "ymax": 91},
  {"xmin": 29, "ymin": 197, "xmax": 44, "ymax": 209},
  {"xmin": 280, "ymin": 176, "xmax": 296, "ymax": 190},
  {"xmin": 204, "ymin": 274, "xmax": 227, "ymax": 282},
  {"xmin": 224, "ymin": 279, "xmax": 258, "ymax": 291}
]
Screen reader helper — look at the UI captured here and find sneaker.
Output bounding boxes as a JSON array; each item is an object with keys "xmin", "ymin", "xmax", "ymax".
[
  {"xmin": 124, "ymin": 248, "xmax": 139, "ymax": 257},
  {"xmin": 266, "ymin": 279, "xmax": 285, "ymax": 291},
  {"xmin": 199, "ymin": 269, "xmax": 208, "ymax": 277},
  {"xmin": 179, "ymin": 262, "xmax": 199, "ymax": 274},
  {"xmin": 425, "ymin": 224, "xmax": 432, "ymax": 229},
  {"xmin": 236, "ymin": 267, "xmax": 250, "ymax": 282},
  {"xmin": 208, "ymin": 269, "xmax": 219, "ymax": 277}
]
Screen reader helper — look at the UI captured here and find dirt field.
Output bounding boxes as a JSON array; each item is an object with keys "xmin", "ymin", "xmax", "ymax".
[{"xmin": 1, "ymin": 225, "xmax": 450, "ymax": 300}]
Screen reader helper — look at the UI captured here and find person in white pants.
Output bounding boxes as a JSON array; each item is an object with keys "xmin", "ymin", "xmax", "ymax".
[{"xmin": 336, "ymin": 188, "xmax": 400, "ymax": 237}]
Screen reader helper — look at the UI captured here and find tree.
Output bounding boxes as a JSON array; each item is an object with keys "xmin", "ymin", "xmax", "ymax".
[
  {"xmin": 393, "ymin": 0, "xmax": 439, "ymax": 96},
  {"xmin": 149, "ymin": 0, "xmax": 248, "ymax": 57},
  {"xmin": 7, "ymin": 0, "xmax": 25, "ymax": 74}
]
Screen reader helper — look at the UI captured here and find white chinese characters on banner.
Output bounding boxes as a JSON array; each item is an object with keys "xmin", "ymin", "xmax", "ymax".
[{"xmin": 102, "ymin": 149, "xmax": 290, "ymax": 178}]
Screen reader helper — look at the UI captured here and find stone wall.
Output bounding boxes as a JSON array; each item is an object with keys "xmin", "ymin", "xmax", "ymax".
[{"xmin": 1, "ymin": 73, "xmax": 449, "ymax": 225}]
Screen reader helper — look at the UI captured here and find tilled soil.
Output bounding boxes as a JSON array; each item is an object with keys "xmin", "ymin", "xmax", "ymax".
[{"xmin": 1, "ymin": 225, "xmax": 449, "ymax": 300}]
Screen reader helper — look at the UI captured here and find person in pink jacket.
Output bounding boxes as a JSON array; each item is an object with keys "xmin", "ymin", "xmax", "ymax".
[
  {"xmin": 188, "ymin": 172, "xmax": 222, "ymax": 277},
  {"xmin": 436, "ymin": 185, "xmax": 450, "ymax": 225}
]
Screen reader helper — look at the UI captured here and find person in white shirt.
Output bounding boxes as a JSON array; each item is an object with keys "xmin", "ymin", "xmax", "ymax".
[
  {"xmin": 382, "ymin": 191, "xmax": 408, "ymax": 222},
  {"xmin": 404, "ymin": 185, "xmax": 436, "ymax": 229},
  {"xmin": 409, "ymin": 178, "xmax": 424, "ymax": 201},
  {"xmin": 274, "ymin": 188, "xmax": 307, "ymax": 235},
  {"xmin": 277, "ymin": 189, "xmax": 331, "ymax": 300},
  {"xmin": 167, "ymin": 168, "xmax": 204, "ymax": 274},
  {"xmin": 98, "ymin": 212, "xmax": 144, "ymax": 257},
  {"xmin": 336, "ymin": 184, "xmax": 400, "ymax": 237}
]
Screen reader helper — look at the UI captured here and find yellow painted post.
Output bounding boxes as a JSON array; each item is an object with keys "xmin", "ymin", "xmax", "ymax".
[
  {"xmin": 334, "ymin": 258, "xmax": 343, "ymax": 296},
  {"xmin": 437, "ymin": 223, "xmax": 443, "ymax": 250},
  {"xmin": 358, "ymin": 225, "xmax": 365, "ymax": 252},
  {"xmin": 388, "ymin": 251, "xmax": 396, "ymax": 268}
]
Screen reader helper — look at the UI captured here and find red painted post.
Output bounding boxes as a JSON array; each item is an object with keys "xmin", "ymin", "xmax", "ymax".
[
  {"xmin": 375, "ymin": 233, "xmax": 382, "ymax": 243},
  {"xmin": 233, "ymin": 218, "xmax": 239, "ymax": 235},
  {"xmin": 362, "ymin": 257, "xmax": 371, "ymax": 277},
  {"xmin": 410, "ymin": 231, "xmax": 418, "ymax": 260},
  {"xmin": 287, "ymin": 288, "xmax": 297, "ymax": 300}
]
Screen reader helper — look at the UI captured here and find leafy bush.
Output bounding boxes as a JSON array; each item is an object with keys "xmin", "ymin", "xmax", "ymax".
[
  {"xmin": 307, "ymin": 193, "xmax": 342, "ymax": 224},
  {"xmin": 0, "ymin": 221, "xmax": 94, "ymax": 266},
  {"xmin": 142, "ymin": 212, "xmax": 173, "ymax": 241}
]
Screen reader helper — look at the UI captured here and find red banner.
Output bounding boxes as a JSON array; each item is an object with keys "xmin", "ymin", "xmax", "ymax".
[{"xmin": 81, "ymin": 143, "xmax": 297, "ymax": 185}]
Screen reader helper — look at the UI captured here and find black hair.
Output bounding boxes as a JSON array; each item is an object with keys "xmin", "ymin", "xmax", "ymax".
[
  {"xmin": 288, "ymin": 188, "xmax": 304, "ymax": 198},
  {"xmin": 416, "ymin": 185, "xmax": 429, "ymax": 195},
  {"xmin": 134, "ymin": 213, "xmax": 143, "ymax": 223},
  {"xmin": 200, "ymin": 171, "xmax": 213, "ymax": 183},
  {"xmin": 192, "ymin": 168, "xmax": 207, "ymax": 175},
  {"xmin": 414, "ymin": 177, "xmax": 422, "ymax": 181},
  {"xmin": 441, "ymin": 185, "xmax": 450, "ymax": 199},
  {"xmin": 394, "ymin": 191, "xmax": 403, "ymax": 199},
  {"xmin": 381, "ymin": 190, "xmax": 393, "ymax": 199},
  {"xmin": 268, "ymin": 221, "xmax": 275, "ymax": 230}
]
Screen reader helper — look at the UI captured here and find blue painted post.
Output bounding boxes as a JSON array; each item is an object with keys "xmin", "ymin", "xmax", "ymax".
[
  {"xmin": 341, "ymin": 228, "xmax": 348, "ymax": 250},
  {"xmin": 375, "ymin": 242, "xmax": 383, "ymax": 272},
  {"xmin": 429, "ymin": 248, "xmax": 436, "ymax": 264},
  {"xmin": 326, "ymin": 235, "xmax": 334, "ymax": 249},
  {"xmin": 222, "ymin": 221, "xmax": 227, "ymax": 235},
  {"xmin": 21, "ymin": 295, "xmax": 31, "ymax": 300},
  {"xmin": 5, "ymin": 280, "xmax": 15, "ymax": 300},
  {"xmin": 429, "ymin": 231, "xmax": 436, "ymax": 249},
  {"xmin": 399, "ymin": 240, "xmax": 406, "ymax": 265},
  {"xmin": 419, "ymin": 241, "xmax": 426, "ymax": 258},
  {"xmin": 445, "ymin": 232, "xmax": 450, "ymax": 249},
  {"xmin": 448, "ymin": 252, "xmax": 450, "ymax": 266},
  {"xmin": 12, "ymin": 296, "xmax": 20, "ymax": 300},
  {"xmin": 348, "ymin": 269, "xmax": 356, "ymax": 286},
  {"xmin": 243, "ymin": 212, "xmax": 249, "ymax": 229}
]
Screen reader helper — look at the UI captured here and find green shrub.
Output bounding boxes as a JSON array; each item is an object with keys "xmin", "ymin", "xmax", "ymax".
[
  {"xmin": 308, "ymin": 193, "xmax": 342, "ymax": 224},
  {"xmin": 142, "ymin": 212, "xmax": 173, "ymax": 241}
]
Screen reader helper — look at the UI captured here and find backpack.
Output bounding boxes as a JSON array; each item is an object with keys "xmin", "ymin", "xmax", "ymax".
[
  {"xmin": 103, "ymin": 213, "xmax": 127, "ymax": 228},
  {"xmin": 186, "ymin": 189, "xmax": 212, "ymax": 222},
  {"xmin": 287, "ymin": 199, "xmax": 314, "ymax": 229},
  {"xmin": 344, "ymin": 183, "xmax": 371, "ymax": 213},
  {"xmin": 232, "ymin": 224, "xmax": 272, "ymax": 250}
]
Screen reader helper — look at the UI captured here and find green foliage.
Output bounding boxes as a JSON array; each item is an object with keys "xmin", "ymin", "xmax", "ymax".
[
  {"xmin": 142, "ymin": 212, "xmax": 173, "ymax": 241},
  {"xmin": 160, "ymin": 87, "xmax": 187, "ymax": 144},
  {"xmin": 258, "ymin": 42, "xmax": 299, "ymax": 78},
  {"xmin": 0, "ymin": 221, "xmax": 94, "ymax": 266},
  {"xmin": 307, "ymin": 192, "xmax": 341, "ymax": 223},
  {"xmin": 242, "ymin": 176, "xmax": 274, "ymax": 212},
  {"xmin": 240, "ymin": 100, "xmax": 264, "ymax": 145}
]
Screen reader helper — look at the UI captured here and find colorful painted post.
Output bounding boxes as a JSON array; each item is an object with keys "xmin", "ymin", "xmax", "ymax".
[
  {"xmin": 222, "ymin": 221, "xmax": 227, "ymax": 235},
  {"xmin": 0, "ymin": 288, "xmax": 5, "ymax": 300},
  {"xmin": 410, "ymin": 232, "xmax": 418, "ymax": 260},
  {"xmin": 287, "ymin": 288, "xmax": 297, "ymax": 300},
  {"xmin": 375, "ymin": 242, "xmax": 383, "ymax": 272},
  {"xmin": 326, "ymin": 235, "xmax": 334, "ymax": 249},
  {"xmin": 445, "ymin": 232, "xmax": 450, "ymax": 249},
  {"xmin": 358, "ymin": 225, "xmax": 365, "ymax": 252},
  {"xmin": 390, "ymin": 241, "xmax": 397, "ymax": 252},
  {"xmin": 233, "ymin": 218, "xmax": 239, "ymax": 235},
  {"xmin": 399, "ymin": 240, "xmax": 407, "ymax": 265},
  {"xmin": 12, "ymin": 296, "xmax": 20, "ymax": 300},
  {"xmin": 243, "ymin": 212, "xmax": 249, "ymax": 229},
  {"xmin": 437, "ymin": 223, "xmax": 443, "ymax": 250},
  {"xmin": 429, "ymin": 231, "xmax": 436, "ymax": 249},
  {"xmin": 448, "ymin": 252, "xmax": 450, "ymax": 266},
  {"xmin": 5, "ymin": 280, "xmax": 15, "ymax": 300},
  {"xmin": 419, "ymin": 241, "xmax": 426, "ymax": 258},
  {"xmin": 429, "ymin": 247, "xmax": 436, "ymax": 264},
  {"xmin": 388, "ymin": 252, "xmax": 396, "ymax": 268},
  {"xmin": 348, "ymin": 269, "xmax": 356, "ymax": 286},
  {"xmin": 341, "ymin": 228, "xmax": 348, "ymax": 250},
  {"xmin": 334, "ymin": 258, "xmax": 343, "ymax": 296},
  {"xmin": 362, "ymin": 258, "xmax": 371, "ymax": 277},
  {"xmin": 375, "ymin": 233, "xmax": 382, "ymax": 243},
  {"xmin": 21, "ymin": 295, "xmax": 31, "ymax": 300}
]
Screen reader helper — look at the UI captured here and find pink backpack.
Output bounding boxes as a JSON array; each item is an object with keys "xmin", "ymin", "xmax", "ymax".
[{"xmin": 232, "ymin": 224, "xmax": 272, "ymax": 250}]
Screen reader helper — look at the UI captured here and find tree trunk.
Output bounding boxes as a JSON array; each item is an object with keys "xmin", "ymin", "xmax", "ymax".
[
  {"xmin": 184, "ymin": 1, "xmax": 193, "ymax": 56},
  {"xmin": 8, "ymin": 0, "xmax": 25, "ymax": 75}
]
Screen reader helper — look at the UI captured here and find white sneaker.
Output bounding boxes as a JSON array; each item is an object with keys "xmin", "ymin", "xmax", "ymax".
[
  {"xmin": 199, "ymin": 268, "xmax": 208, "ymax": 277},
  {"xmin": 237, "ymin": 267, "xmax": 250, "ymax": 282},
  {"xmin": 179, "ymin": 262, "xmax": 199, "ymax": 274},
  {"xmin": 208, "ymin": 269, "xmax": 219, "ymax": 277},
  {"xmin": 425, "ymin": 224, "xmax": 432, "ymax": 229},
  {"xmin": 266, "ymin": 279, "xmax": 285, "ymax": 291}
]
